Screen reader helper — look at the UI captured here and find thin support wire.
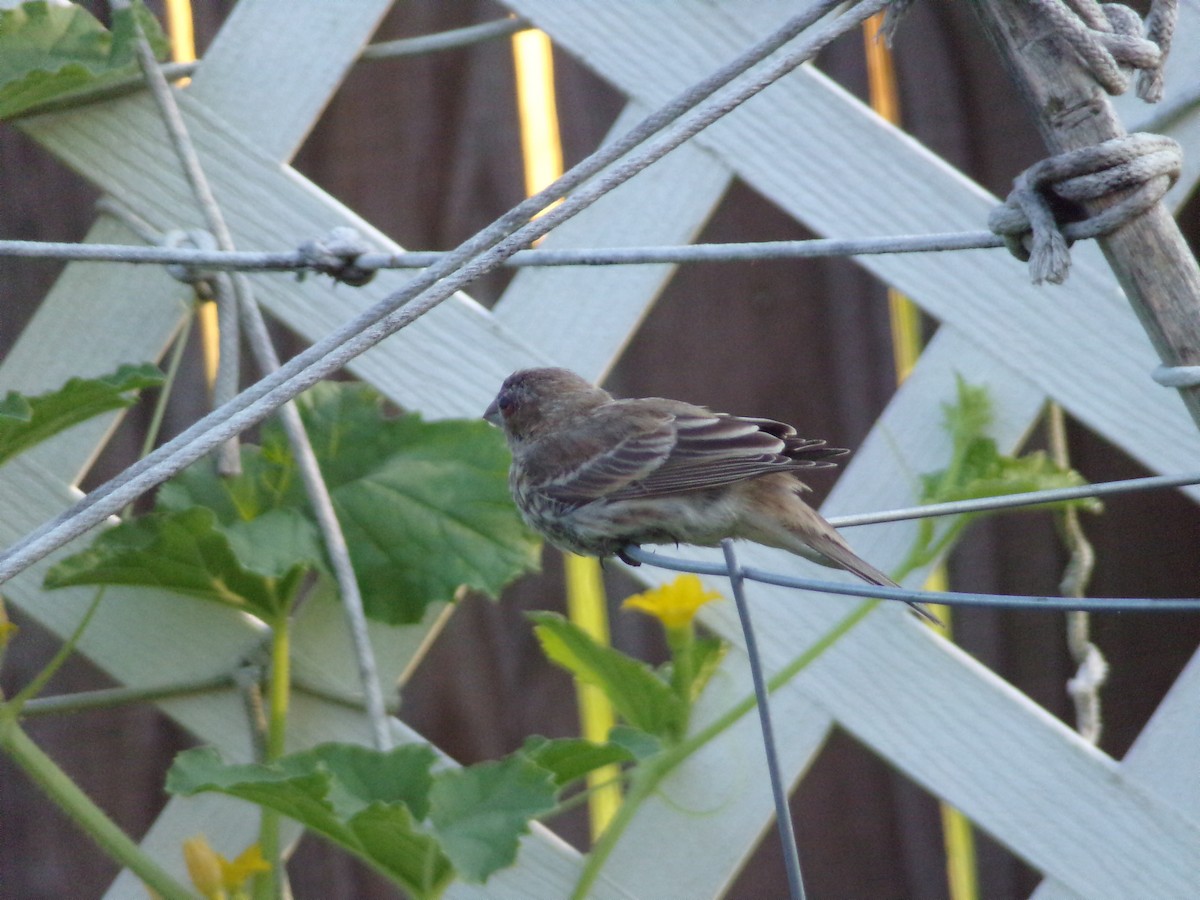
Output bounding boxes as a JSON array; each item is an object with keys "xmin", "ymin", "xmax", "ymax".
[
  {"xmin": 827, "ymin": 470, "xmax": 1200, "ymax": 529},
  {"xmin": 122, "ymin": 0, "xmax": 241, "ymax": 473},
  {"xmin": 120, "ymin": 6, "xmax": 396, "ymax": 750},
  {"xmin": 0, "ymin": 230, "xmax": 1007, "ymax": 270},
  {"xmin": 230, "ymin": 274, "xmax": 395, "ymax": 752},
  {"xmin": 721, "ymin": 540, "xmax": 806, "ymax": 900},
  {"xmin": 0, "ymin": 0, "xmax": 886, "ymax": 585},
  {"xmin": 625, "ymin": 546, "xmax": 1200, "ymax": 613}
]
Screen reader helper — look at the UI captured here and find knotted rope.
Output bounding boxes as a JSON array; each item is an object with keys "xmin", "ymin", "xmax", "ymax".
[{"xmin": 988, "ymin": 133, "xmax": 1180, "ymax": 284}]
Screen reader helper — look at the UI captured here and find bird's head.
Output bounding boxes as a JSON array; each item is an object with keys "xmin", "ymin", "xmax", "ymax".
[{"xmin": 484, "ymin": 367, "xmax": 609, "ymax": 441}]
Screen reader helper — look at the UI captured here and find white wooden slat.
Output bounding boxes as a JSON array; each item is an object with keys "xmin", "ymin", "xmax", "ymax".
[
  {"xmin": 18, "ymin": 92, "xmax": 544, "ymax": 421},
  {"xmin": 289, "ymin": 592, "xmax": 454, "ymax": 697},
  {"xmin": 495, "ymin": 100, "xmax": 731, "ymax": 380},
  {"xmin": 505, "ymin": 0, "xmax": 1200, "ymax": 494},
  {"xmin": 1030, "ymin": 655, "xmax": 1200, "ymax": 900},
  {"xmin": 0, "ymin": 0, "xmax": 396, "ymax": 479},
  {"xmin": 1024, "ymin": 8, "xmax": 1200, "ymax": 895},
  {"xmin": 186, "ymin": 0, "xmax": 395, "ymax": 162}
]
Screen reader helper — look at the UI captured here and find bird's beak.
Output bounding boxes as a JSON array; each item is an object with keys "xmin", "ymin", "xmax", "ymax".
[{"xmin": 483, "ymin": 398, "xmax": 501, "ymax": 427}]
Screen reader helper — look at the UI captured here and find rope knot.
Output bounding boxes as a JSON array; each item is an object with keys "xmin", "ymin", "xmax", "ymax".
[
  {"xmin": 1046, "ymin": 0, "xmax": 1177, "ymax": 102},
  {"xmin": 298, "ymin": 227, "xmax": 377, "ymax": 286},
  {"xmin": 987, "ymin": 132, "xmax": 1180, "ymax": 284}
]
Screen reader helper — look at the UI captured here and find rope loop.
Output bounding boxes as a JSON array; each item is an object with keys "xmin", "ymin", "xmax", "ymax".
[
  {"xmin": 987, "ymin": 132, "xmax": 1181, "ymax": 284},
  {"xmin": 1040, "ymin": 0, "xmax": 1177, "ymax": 102},
  {"xmin": 162, "ymin": 228, "xmax": 219, "ymax": 299},
  {"xmin": 297, "ymin": 226, "xmax": 377, "ymax": 286}
]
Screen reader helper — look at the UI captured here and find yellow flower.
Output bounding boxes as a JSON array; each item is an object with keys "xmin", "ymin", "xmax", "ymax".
[
  {"xmin": 222, "ymin": 844, "xmax": 271, "ymax": 889},
  {"xmin": 621, "ymin": 575, "xmax": 722, "ymax": 629},
  {"xmin": 182, "ymin": 835, "xmax": 270, "ymax": 900},
  {"xmin": 182, "ymin": 836, "xmax": 223, "ymax": 899}
]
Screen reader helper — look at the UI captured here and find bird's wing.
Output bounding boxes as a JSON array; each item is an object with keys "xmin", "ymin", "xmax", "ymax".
[
  {"xmin": 607, "ymin": 409, "xmax": 843, "ymax": 500},
  {"xmin": 538, "ymin": 414, "xmax": 678, "ymax": 507}
]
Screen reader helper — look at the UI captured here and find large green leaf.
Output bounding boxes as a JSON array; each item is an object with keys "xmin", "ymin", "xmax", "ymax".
[
  {"xmin": 0, "ymin": 363, "xmax": 163, "ymax": 466},
  {"xmin": 168, "ymin": 744, "xmax": 453, "ymax": 899},
  {"xmin": 530, "ymin": 611, "xmax": 687, "ymax": 741},
  {"xmin": 427, "ymin": 756, "xmax": 558, "ymax": 882},
  {"xmin": 43, "ymin": 506, "xmax": 311, "ymax": 620},
  {"xmin": 285, "ymin": 383, "xmax": 540, "ymax": 623},
  {"xmin": 163, "ymin": 382, "xmax": 540, "ymax": 625},
  {"xmin": 0, "ymin": 1, "xmax": 169, "ymax": 120},
  {"xmin": 168, "ymin": 742, "xmax": 557, "ymax": 896}
]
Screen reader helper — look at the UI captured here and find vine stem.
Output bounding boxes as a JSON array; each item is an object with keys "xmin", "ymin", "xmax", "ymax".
[
  {"xmin": 254, "ymin": 615, "xmax": 291, "ymax": 900},
  {"xmin": 0, "ymin": 716, "xmax": 196, "ymax": 899}
]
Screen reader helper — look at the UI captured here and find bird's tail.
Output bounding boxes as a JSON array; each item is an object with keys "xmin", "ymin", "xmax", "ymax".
[
  {"xmin": 739, "ymin": 497, "xmax": 943, "ymax": 626},
  {"xmin": 795, "ymin": 529, "xmax": 942, "ymax": 626}
]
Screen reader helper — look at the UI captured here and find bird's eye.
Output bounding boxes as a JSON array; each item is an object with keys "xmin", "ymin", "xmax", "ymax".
[{"xmin": 498, "ymin": 393, "xmax": 516, "ymax": 415}]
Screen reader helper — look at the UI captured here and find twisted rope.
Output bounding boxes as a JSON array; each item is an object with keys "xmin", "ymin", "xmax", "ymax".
[
  {"xmin": 1037, "ymin": 0, "xmax": 1177, "ymax": 102},
  {"xmin": 988, "ymin": 132, "xmax": 1181, "ymax": 283}
]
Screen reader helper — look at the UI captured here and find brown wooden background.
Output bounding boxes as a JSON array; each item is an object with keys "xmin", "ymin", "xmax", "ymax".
[{"xmin": 3, "ymin": 2, "xmax": 1200, "ymax": 898}]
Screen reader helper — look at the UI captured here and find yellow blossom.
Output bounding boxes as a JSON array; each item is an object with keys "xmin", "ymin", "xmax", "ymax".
[
  {"xmin": 183, "ymin": 836, "xmax": 224, "ymax": 899},
  {"xmin": 182, "ymin": 835, "xmax": 270, "ymax": 900},
  {"xmin": 221, "ymin": 844, "xmax": 270, "ymax": 888},
  {"xmin": 621, "ymin": 575, "xmax": 722, "ymax": 629}
]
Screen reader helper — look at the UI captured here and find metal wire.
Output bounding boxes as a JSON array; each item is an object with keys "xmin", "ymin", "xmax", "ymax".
[
  {"xmin": 721, "ymin": 540, "xmax": 807, "ymax": 900},
  {"xmin": 827, "ymin": 470, "xmax": 1200, "ymax": 529},
  {"xmin": 623, "ymin": 546, "xmax": 1200, "ymax": 613},
  {"xmin": 0, "ymin": 231, "xmax": 1007, "ymax": 271}
]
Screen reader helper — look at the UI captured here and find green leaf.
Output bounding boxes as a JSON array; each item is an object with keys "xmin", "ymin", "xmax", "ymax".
[
  {"xmin": 43, "ymin": 506, "xmax": 310, "ymax": 620},
  {"xmin": 158, "ymin": 448, "xmax": 300, "ymax": 525},
  {"xmin": 428, "ymin": 756, "xmax": 558, "ymax": 882},
  {"xmin": 529, "ymin": 611, "xmax": 687, "ymax": 741},
  {"xmin": 167, "ymin": 744, "xmax": 454, "ymax": 899},
  {"xmin": 921, "ymin": 377, "xmax": 1101, "ymax": 515},
  {"xmin": 345, "ymin": 804, "xmax": 453, "ymax": 900},
  {"xmin": 0, "ymin": 1, "xmax": 168, "ymax": 120},
  {"xmin": 288, "ymin": 383, "xmax": 540, "ymax": 623},
  {"xmin": 0, "ymin": 363, "xmax": 163, "ymax": 466},
  {"xmin": 159, "ymin": 383, "xmax": 540, "ymax": 623},
  {"xmin": 900, "ymin": 377, "xmax": 1102, "ymax": 578},
  {"xmin": 520, "ymin": 735, "xmax": 634, "ymax": 787}
]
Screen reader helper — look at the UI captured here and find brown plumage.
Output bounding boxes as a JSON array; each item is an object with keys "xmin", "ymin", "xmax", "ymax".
[{"xmin": 485, "ymin": 367, "xmax": 936, "ymax": 623}]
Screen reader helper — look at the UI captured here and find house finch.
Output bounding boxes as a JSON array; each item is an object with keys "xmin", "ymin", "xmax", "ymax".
[{"xmin": 485, "ymin": 367, "xmax": 937, "ymax": 623}]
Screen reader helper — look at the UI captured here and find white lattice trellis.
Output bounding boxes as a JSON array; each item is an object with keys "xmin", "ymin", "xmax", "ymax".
[{"xmin": 3, "ymin": 2, "xmax": 1200, "ymax": 897}]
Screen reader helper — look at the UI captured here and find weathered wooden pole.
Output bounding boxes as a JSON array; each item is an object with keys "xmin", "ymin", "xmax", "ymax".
[{"xmin": 971, "ymin": 3, "xmax": 1200, "ymax": 430}]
